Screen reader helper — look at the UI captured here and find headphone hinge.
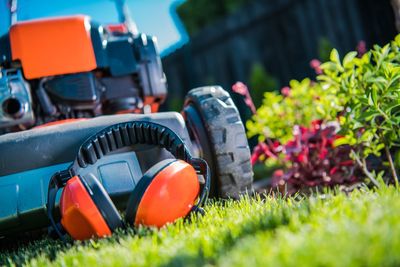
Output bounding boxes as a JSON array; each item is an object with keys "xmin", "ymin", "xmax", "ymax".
[{"xmin": 54, "ymin": 170, "xmax": 73, "ymax": 187}]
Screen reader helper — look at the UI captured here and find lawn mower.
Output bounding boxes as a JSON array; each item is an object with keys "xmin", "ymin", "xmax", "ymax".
[{"xmin": 0, "ymin": 0, "xmax": 253, "ymax": 238}]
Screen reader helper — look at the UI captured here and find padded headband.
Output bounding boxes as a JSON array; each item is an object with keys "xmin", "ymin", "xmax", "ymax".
[{"xmin": 71, "ymin": 121, "xmax": 192, "ymax": 173}]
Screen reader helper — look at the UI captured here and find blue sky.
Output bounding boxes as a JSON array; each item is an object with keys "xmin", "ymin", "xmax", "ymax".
[
  {"xmin": 0, "ymin": 0, "xmax": 187, "ymax": 54},
  {"xmin": 129, "ymin": 0, "xmax": 187, "ymax": 54}
]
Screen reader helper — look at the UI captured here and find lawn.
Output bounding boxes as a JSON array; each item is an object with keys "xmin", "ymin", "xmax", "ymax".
[{"xmin": 1, "ymin": 186, "xmax": 400, "ymax": 267}]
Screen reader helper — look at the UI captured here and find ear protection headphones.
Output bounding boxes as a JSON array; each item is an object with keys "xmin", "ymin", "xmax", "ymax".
[{"xmin": 47, "ymin": 121, "xmax": 210, "ymax": 241}]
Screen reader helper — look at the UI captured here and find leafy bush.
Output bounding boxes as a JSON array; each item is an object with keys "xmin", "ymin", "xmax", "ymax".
[
  {"xmin": 248, "ymin": 35, "xmax": 400, "ymax": 188},
  {"xmin": 319, "ymin": 36, "xmax": 400, "ymax": 185},
  {"xmin": 251, "ymin": 120, "xmax": 360, "ymax": 192},
  {"xmin": 273, "ymin": 120, "xmax": 360, "ymax": 192},
  {"xmin": 246, "ymin": 78, "xmax": 342, "ymax": 144}
]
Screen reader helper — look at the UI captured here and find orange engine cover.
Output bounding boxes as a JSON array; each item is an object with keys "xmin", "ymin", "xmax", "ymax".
[{"xmin": 9, "ymin": 15, "xmax": 97, "ymax": 80}]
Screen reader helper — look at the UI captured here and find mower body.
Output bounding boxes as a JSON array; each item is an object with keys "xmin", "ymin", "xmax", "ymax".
[
  {"xmin": 0, "ymin": 15, "xmax": 167, "ymax": 133},
  {"xmin": 0, "ymin": 14, "xmax": 176, "ymax": 236},
  {"xmin": 0, "ymin": 3, "xmax": 253, "ymax": 237},
  {"xmin": 0, "ymin": 112, "xmax": 194, "ymax": 236}
]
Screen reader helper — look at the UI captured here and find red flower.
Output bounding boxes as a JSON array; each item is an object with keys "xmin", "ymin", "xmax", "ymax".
[
  {"xmin": 250, "ymin": 141, "xmax": 280, "ymax": 165},
  {"xmin": 329, "ymin": 166, "xmax": 339, "ymax": 175},
  {"xmin": 297, "ymin": 152, "xmax": 308, "ymax": 163},
  {"xmin": 339, "ymin": 160, "xmax": 353, "ymax": 166},
  {"xmin": 319, "ymin": 148, "xmax": 328, "ymax": 160}
]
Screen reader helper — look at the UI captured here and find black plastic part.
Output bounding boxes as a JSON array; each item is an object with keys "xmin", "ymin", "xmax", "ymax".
[
  {"xmin": 134, "ymin": 34, "xmax": 167, "ymax": 103},
  {"xmin": 79, "ymin": 174, "xmax": 123, "ymax": 231},
  {"xmin": 106, "ymin": 37, "xmax": 137, "ymax": 76},
  {"xmin": 36, "ymin": 86, "xmax": 57, "ymax": 116},
  {"xmin": 125, "ymin": 159, "xmax": 177, "ymax": 225},
  {"xmin": 54, "ymin": 170, "xmax": 73, "ymax": 188},
  {"xmin": 72, "ymin": 121, "xmax": 190, "ymax": 171},
  {"xmin": 189, "ymin": 206, "xmax": 205, "ymax": 216},
  {"xmin": 0, "ymin": 34, "xmax": 11, "ymax": 66},
  {"xmin": 101, "ymin": 75, "xmax": 140, "ymax": 99},
  {"xmin": 101, "ymin": 75, "xmax": 142, "ymax": 114},
  {"xmin": 46, "ymin": 171, "xmax": 70, "ymax": 241},
  {"xmin": 90, "ymin": 22, "xmax": 108, "ymax": 68},
  {"xmin": 45, "ymin": 72, "xmax": 100, "ymax": 104}
]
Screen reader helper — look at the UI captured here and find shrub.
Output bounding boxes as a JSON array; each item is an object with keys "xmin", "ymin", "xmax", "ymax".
[
  {"xmin": 319, "ymin": 36, "xmax": 400, "ymax": 185},
  {"xmin": 248, "ymin": 34, "xmax": 400, "ymax": 189},
  {"xmin": 246, "ymin": 78, "xmax": 343, "ymax": 144},
  {"xmin": 272, "ymin": 120, "xmax": 360, "ymax": 193}
]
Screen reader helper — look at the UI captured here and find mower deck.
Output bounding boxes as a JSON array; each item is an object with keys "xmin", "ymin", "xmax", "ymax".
[{"xmin": 0, "ymin": 113, "xmax": 194, "ymax": 236}]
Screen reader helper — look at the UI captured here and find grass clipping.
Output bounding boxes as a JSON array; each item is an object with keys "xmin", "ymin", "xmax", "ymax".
[{"xmin": 2, "ymin": 186, "xmax": 400, "ymax": 266}]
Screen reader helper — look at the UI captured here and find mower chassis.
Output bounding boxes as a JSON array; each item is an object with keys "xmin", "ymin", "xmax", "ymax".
[{"xmin": 0, "ymin": 112, "xmax": 193, "ymax": 237}]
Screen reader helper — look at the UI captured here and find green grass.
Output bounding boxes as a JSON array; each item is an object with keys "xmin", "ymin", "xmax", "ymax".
[{"xmin": 2, "ymin": 186, "xmax": 400, "ymax": 267}]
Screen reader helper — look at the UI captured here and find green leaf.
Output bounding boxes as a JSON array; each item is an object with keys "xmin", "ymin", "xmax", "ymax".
[
  {"xmin": 320, "ymin": 62, "xmax": 337, "ymax": 72},
  {"xmin": 365, "ymin": 76, "xmax": 387, "ymax": 84},
  {"xmin": 330, "ymin": 49, "xmax": 340, "ymax": 64},
  {"xmin": 368, "ymin": 93, "xmax": 375, "ymax": 106},
  {"xmin": 343, "ymin": 51, "xmax": 357, "ymax": 69},
  {"xmin": 372, "ymin": 87, "xmax": 378, "ymax": 105},
  {"xmin": 358, "ymin": 110, "xmax": 379, "ymax": 121},
  {"xmin": 395, "ymin": 34, "xmax": 400, "ymax": 46},
  {"xmin": 333, "ymin": 135, "xmax": 357, "ymax": 147}
]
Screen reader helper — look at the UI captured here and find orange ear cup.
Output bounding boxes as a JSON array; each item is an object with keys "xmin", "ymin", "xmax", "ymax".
[
  {"xmin": 60, "ymin": 176, "xmax": 112, "ymax": 240},
  {"xmin": 134, "ymin": 160, "xmax": 200, "ymax": 227}
]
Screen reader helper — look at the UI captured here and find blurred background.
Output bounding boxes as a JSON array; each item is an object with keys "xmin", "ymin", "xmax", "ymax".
[
  {"xmin": 161, "ymin": 0, "xmax": 396, "ymax": 115},
  {"xmin": 1, "ymin": 0, "xmax": 397, "ymax": 128}
]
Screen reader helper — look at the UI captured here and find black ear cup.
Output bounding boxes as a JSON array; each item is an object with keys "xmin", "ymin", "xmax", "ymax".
[{"xmin": 80, "ymin": 174, "xmax": 124, "ymax": 231}]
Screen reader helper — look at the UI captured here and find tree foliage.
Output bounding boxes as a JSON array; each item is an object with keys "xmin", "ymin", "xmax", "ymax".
[{"xmin": 176, "ymin": 0, "xmax": 251, "ymax": 36}]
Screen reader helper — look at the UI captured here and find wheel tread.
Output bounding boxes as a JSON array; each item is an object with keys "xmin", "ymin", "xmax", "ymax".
[{"xmin": 184, "ymin": 86, "xmax": 254, "ymax": 198}]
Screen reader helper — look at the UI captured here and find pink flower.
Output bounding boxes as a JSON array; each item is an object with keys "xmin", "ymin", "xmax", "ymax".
[
  {"xmin": 357, "ymin": 40, "xmax": 367, "ymax": 57},
  {"xmin": 273, "ymin": 169, "xmax": 284, "ymax": 177},
  {"xmin": 310, "ymin": 59, "xmax": 322, "ymax": 74},
  {"xmin": 231, "ymin": 82, "xmax": 247, "ymax": 95},
  {"xmin": 232, "ymin": 82, "xmax": 257, "ymax": 114},
  {"xmin": 281, "ymin": 86, "xmax": 291, "ymax": 97}
]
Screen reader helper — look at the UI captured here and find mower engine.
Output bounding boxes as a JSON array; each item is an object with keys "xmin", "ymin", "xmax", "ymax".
[
  {"xmin": 0, "ymin": 69, "xmax": 34, "ymax": 130},
  {"xmin": 0, "ymin": 16, "xmax": 167, "ymax": 133}
]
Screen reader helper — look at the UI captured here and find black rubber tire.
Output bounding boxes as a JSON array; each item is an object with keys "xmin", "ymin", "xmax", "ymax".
[{"xmin": 183, "ymin": 86, "xmax": 253, "ymax": 198}]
